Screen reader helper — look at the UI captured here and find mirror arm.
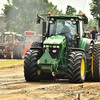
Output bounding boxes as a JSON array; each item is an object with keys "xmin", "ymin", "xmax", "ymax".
[{"xmin": 37, "ymin": 15, "xmax": 45, "ymax": 22}]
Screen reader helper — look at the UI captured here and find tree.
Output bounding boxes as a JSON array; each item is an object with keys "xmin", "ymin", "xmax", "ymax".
[
  {"xmin": 78, "ymin": 10, "xmax": 83, "ymax": 15},
  {"xmin": 66, "ymin": 5, "xmax": 76, "ymax": 15},
  {"xmin": 86, "ymin": 18, "xmax": 98, "ymax": 29},
  {"xmin": 2, "ymin": 0, "xmax": 63, "ymax": 33},
  {"xmin": 90, "ymin": 0, "xmax": 100, "ymax": 17}
]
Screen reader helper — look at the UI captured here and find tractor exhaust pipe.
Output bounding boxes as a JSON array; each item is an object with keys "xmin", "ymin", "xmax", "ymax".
[
  {"xmin": 42, "ymin": 22, "xmax": 46, "ymax": 42},
  {"xmin": 37, "ymin": 15, "xmax": 46, "ymax": 42}
]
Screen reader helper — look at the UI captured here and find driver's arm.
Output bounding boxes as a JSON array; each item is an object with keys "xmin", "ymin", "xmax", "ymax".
[
  {"xmin": 90, "ymin": 34, "xmax": 92, "ymax": 39},
  {"xmin": 90, "ymin": 31, "xmax": 92, "ymax": 39}
]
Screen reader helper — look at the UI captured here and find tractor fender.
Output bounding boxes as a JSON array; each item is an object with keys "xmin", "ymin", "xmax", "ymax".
[
  {"xmin": 85, "ymin": 40, "xmax": 94, "ymax": 53},
  {"xmin": 71, "ymin": 48, "xmax": 85, "ymax": 52},
  {"xmin": 79, "ymin": 38, "xmax": 94, "ymax": 53},
  {"xmin": 30, "ymin": 47, "xmax": 44, "ymax": 54},
  {"xmin": 30, "ymin": 42, "xmax": 44, "ymax": 53}
]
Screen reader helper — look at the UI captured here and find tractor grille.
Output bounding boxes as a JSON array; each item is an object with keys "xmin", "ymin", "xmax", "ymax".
[{"xmin": 44, "ymin": 45, "xmax": 61, "ymax": 60}]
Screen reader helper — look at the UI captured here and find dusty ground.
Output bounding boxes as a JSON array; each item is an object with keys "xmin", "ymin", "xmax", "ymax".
[{"xmin": 0, "ymin": 59, "xmax": 100, "ymax": 100}]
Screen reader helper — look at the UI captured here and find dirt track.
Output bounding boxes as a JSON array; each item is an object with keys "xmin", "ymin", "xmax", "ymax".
[{"xmin": 0, "ymin": 59, "xmax": 100, "ymax": 100}]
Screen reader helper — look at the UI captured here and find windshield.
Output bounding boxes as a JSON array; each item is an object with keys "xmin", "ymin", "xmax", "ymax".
[
  {"xmin": 25, "ymin": 36, "xmax": 42, "ymax": 43},
  {"xmin": 49, "ymin": 19, "xmax": 76, "ymax": 36},
  {"xmin": 2, "ymin": 35, "xmax": 12, "ymax": 43},
  {"xmin": 49, "ymin": 19, "xmax": 77, "ymax": 46},
  {"xmin": 25, "ymin": 37, "xmax": 34, "ymax": 42}
]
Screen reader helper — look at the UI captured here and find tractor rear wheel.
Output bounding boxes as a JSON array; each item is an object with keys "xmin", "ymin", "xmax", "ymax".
[
  {"xmin": 85, "ymin": 43, "xmax": 93, "ymax": 81},
  {"xmin": 17, "ymin": 44, "xmax": 24, "ymax": 59},
  {"xmin": 91, "ymin": 44, "xmax": 100, "ymax": 81},
  {"xmin": 9, "ymin": 51, "xmax": 13, "ymax": 59},
  {"xmin": 0, "ymin": 54, "xmax": 4, "ymax": 59},
  {"xmin": 14, "ymin": 44, "xmax": 24, "ymax": 59},
  {"xmin": 24, "ymin": 49, "xmax": 42, "ymax": 82},
  {"xmin": 67, "ymin": 51, "xmax": 86, "ymax": 83}
]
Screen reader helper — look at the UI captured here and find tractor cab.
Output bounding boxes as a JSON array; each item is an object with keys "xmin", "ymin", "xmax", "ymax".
[
  {"xmin": 22, "ymin": 31, "xmax": 36, "ymax": 54},
  {"xmin": 48, "ymin": 17, "xmax": 79, "ymax": 47},
  {"xmin": 0, "ymin": 32, "xmax": 24, "ymax": 59},
  {"xmin": 1, "ymin": 32, "xmax": 17, "ymax": 44},
  {"xmin": 41, "ymin": 14, "xmax": 88, "ymax": 51}
]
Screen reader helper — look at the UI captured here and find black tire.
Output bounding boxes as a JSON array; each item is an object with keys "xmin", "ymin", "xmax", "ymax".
[
  {"xmin": 0, "ymin": 54, "xmax": 4, "ymax": 59},
  {"xmin": 9, "ymin": 51, "xmax": 13, "ymax": 59},
  {"xmin": 91, "ymin": 43, "xmax": 100, "ymax": 81},
  {"xmin": 24, "ymin": 49, "xmax": 43, "ymax": 82},
  {"xmin": 67, "ymin": 51, "xmax": 86, "ymax": 83},
  {"xmin": 85, "ymin": 43, "xmax": 93, "ymax": 81},
  {"xmin": 14, "ymin": 44, "xmax": 24, "ymax": 59}
]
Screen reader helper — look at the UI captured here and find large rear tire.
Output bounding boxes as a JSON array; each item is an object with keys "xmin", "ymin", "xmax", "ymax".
[
  {"xmin": 24, "ymin": 49, "xmax": 42, "ymax": 82},
  {"xmin": 14, "ymin": 44, "xmax": 24, "ymax": 59},
  {"xmin": 91, "ymin": 43, "xmax": 100, "ymax": 81},
  {"xmin": 85, "ymin": 43, "xmax": 93, "ymax": 81},
  {"xmin": 0, "ymin": 54, "xmax": 4, "ymax": 59},
  {"xmin": 9, "ymin": 51, "xmax": 13, "ymax": 59},
  {"xmin": 67, "ymin": 51, "xmax": 86, "ymax": 83}
]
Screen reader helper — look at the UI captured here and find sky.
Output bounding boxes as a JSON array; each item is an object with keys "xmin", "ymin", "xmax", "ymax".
[
  {"xmin": 48, "ymin": 0, "xmax": 92, "ymax": 18},
  {"xmin": 0, "ymin": 0, "xmax": 92, "ymax": 18},
  {"xmin": 0, "ymin": 0, "xmax": 8, "ymax": 14}
]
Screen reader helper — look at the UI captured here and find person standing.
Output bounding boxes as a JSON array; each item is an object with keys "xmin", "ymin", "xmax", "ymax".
[{"xmin": 90, "ymin": 27, "xmax": 98, "ymax": 40}]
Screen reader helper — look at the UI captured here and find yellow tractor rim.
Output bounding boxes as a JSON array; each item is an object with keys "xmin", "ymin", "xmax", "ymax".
[
  {"xmin": 37, "ymin": 70, "xmax": 41, "ymax": 75},
  {"xmin": 81, "ymin": 59, "xmax": 85, "ymax": 77},
  {"xmin": 91, "ymin": 53, "xmax": 93, "ymax": 74}
]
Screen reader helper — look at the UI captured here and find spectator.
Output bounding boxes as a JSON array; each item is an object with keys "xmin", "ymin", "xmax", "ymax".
[{"xmin": 90, "ymin": 27, "xmax": 98, "ymax": 40}]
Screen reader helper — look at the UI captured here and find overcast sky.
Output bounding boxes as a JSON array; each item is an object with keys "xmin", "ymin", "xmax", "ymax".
[{"xmin": 0, "ymin": 0, "xmax": 92, "ymax": 18}]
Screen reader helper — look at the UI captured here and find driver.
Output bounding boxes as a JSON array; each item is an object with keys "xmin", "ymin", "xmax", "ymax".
[
  {"xmin": 60, "ymin": 21, "xmax": 71, "ymax": 45},
  {"xmin": 61, "ymin": 21, "xmax": 71, "ymax": 34}
]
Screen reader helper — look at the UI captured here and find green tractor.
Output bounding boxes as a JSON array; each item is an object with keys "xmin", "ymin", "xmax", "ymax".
[{"xmin": 24, "ymin": 13, "xmax": 100, "ymax": 83}]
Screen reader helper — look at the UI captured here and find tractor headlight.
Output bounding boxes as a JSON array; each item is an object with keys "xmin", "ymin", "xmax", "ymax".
[
  {"xmin": 43, "ymin": 45, "xmax": 46, "ymax": 48},
  {"xmin": 53, "ymin": 45, "xmax": 57, "ymax": 48},
  {"xmin": 52, "ymin": 50, "xmax": 57, "ymax": 53},
  {"xmin": 57, "ymin": 46, "xmax": 59, "ymax": 48},
  {"xmin": 46, "ymin": 45, "xmax": 49, "ymax": 48}
]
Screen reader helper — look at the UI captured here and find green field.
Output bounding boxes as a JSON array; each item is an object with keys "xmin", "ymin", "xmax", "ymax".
[{"xmin": 0, "ymin": 61, "xmax": 24, "ymax": 65}]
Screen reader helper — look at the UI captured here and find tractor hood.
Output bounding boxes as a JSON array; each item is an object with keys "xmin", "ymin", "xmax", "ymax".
[{"xmin": 44, "ymin": 35, "xmax": 65, "ymax": 45}]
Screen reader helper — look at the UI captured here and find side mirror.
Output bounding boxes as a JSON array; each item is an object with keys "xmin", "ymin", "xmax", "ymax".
[
  {"xmin": 37, "ymin": 15, "xmax": 40, "ymax": 24},
  {"xmin": 84, "ymin": 17, "xmax": 88, "ymax": 24}
]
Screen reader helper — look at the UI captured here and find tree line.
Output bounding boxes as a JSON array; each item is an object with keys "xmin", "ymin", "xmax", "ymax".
[{"xmin": 1, "ymin": 0, "xmax": 99, "ymax": 33}]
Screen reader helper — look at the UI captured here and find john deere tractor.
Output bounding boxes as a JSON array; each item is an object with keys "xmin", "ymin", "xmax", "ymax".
[{"xmin": 24, "ymin": 13, "xmax": 100, "ymax": 83}]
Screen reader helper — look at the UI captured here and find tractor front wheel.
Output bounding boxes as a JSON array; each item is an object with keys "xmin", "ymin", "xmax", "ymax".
[
  {"xmin": 24, "ymin": 49, "xmax": 42, "ymax": 82},
  {"xmin": 9, "ymin": 51, "xmax": 13, "ymax": 59},
  {"xmin": 85, "ymin": 43, "xmax": 93, "ymax": 81},
  {"xmin": 67, "ymin": 51, "xmax": 86, "ymax": 83}
]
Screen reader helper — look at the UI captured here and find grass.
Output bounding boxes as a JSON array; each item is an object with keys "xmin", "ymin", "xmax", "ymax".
[{"xmin": 0, "ymin": 61, "xmax": 24, "ymax": 65}]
